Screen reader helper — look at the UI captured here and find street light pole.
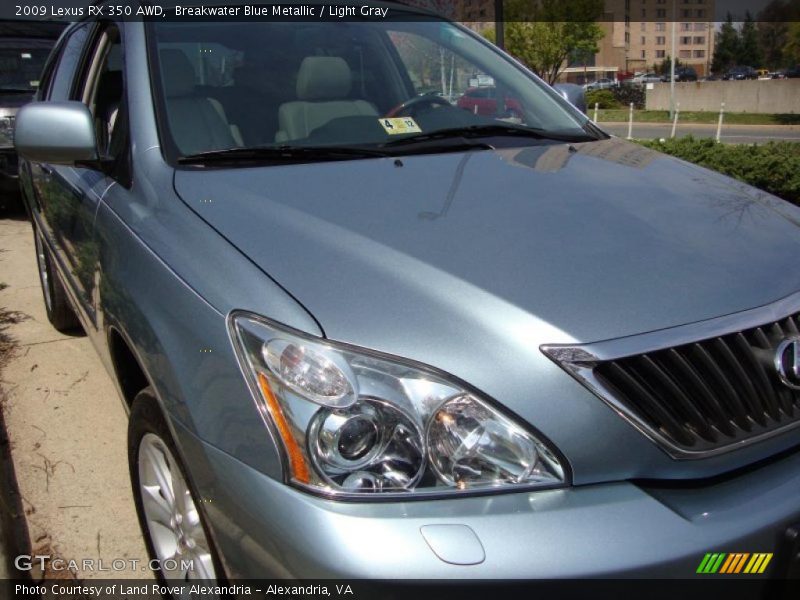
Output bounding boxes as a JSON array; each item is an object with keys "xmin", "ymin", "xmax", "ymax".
[
  {"xmin": 670, "ymin": 0, "xmax": 676, "ymax": 119},
  {"xmin": 495, "ymin": 0, "xmax": 504, "ymax": 49}
]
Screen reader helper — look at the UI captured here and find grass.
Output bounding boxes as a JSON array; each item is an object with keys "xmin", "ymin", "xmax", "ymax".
[
  {"xmin": 594, "ymin": 110, "xmax": 800, "ymax": 125},
  {"xmin": 636, "ymin": 137, "xmax": 800, "ymax": 204}
]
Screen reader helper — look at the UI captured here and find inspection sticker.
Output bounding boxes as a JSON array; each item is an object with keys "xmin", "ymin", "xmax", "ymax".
[{"xmin": 379, "ymin": 117, "xmax": 422, "ymax": 135}]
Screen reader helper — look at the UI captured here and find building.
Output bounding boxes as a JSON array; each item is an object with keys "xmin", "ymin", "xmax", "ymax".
[
  {"xmin": 628, "ymin": 0, "xmax": 715, "ymax": 76},
  {"xmin": 458, "ymin": 0, "xmax": 495, "ymax": 35},
  {"xmin": 459, "ymin": 0, "xmax": 494, "ymax": 21},
  {"xmin": 456, "ymin": 0, "xmax": 716, "ymax": 83},
  {"xmin": 561, "ymin": 0, "xmax": 716, "ymax": 83},
  {"xmin": 560, "ymin": 13, "xmax": 628, "ymax": 85}
]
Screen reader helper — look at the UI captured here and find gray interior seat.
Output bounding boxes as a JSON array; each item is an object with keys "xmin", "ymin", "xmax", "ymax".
[
  {"xmin": 276, "ymin": 56, "xmax": 378, "ymax": 142},
  {"xmin": 208, "ymin": 62, "xmax": 292, "ymax": 146},
  {"xmin": 160, "ymin": 49, "xmax": 236, "ymax": 155}
]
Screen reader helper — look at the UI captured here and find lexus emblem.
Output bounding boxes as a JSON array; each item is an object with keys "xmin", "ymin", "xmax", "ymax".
[{"xmin": 775, "ymin": 336, "xmax": 800, "ymax": 390}]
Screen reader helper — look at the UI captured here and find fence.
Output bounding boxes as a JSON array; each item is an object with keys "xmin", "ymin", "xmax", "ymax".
[{"xmin": 645, "ymin": 80, "xmax": 800, "ymax": 114}]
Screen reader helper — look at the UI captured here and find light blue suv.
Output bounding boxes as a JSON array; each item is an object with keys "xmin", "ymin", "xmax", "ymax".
[{"xmin": 14, "ymin": 0, "xmax": 800, "ymax": 585}]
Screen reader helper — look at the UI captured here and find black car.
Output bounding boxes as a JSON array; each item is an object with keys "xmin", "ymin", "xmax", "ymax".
[
  {"xmin": 722, "ymin": 66, "xmax": 758, "ymax": 80},
  {"xmin": 785, "ymin": 65, "xmax": 800, "ymax": 79},
  {"xmin": 660, "ymin": 67, "xmax": 698, "ymax": 82},
  {"xmin": 0, "ymin": 20, "xmax": 65, "ymax": 212},
  {"xmin": 675, "ymin": 66, "xmax": 698, "ymax": 81}
]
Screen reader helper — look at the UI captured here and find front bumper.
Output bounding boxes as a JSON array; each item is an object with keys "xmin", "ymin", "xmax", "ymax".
[{"xmin": 173, "ymin": 419, "xmax": 800, "ymax": 580}]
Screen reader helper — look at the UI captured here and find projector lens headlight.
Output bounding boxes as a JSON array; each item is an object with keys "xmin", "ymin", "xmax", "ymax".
[
  {"xmin": 309, "ymin": 398, "xmax": 425, "ymax": 492},
  {"xmin": 231, "ymin": 312, "xmax": 566, "ymax": 498}
]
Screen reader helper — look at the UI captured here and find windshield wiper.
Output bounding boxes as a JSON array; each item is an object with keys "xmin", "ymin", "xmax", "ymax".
[
  {"xmin": 380, "ymin": 136, "xmax": 495, "ymax": 155},
  {"xmin": 176, "ymin": 126, "xmax": 590, "ymax": 166},
  {"xmin": 177, "ymin": 144, "xmax": 389, "ymax": 165},
  {"xmin": 382, "ymin": 124, "xmax": 598, "ymax": 147}
]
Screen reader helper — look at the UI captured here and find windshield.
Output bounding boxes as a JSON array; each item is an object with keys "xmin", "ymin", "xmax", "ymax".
[
  {"xmin": 148, "ymin": 17, "xmax": 594, "ymax": 162},
  {"xmin": 0, "ymin": 41, "xmax": 52, "ymax": 92}
]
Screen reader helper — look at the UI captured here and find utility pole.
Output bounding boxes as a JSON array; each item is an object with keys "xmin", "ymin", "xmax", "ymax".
[
  {"xmin": 670, "ymin": 0, "xmax": 677, "ymax": 119},
  {"xmin": 495, "ymin": 0, "xmax": 504, "ymax": 49}
]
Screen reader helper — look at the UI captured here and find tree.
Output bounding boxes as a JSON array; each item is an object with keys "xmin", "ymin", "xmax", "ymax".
[
  {"xmin": 483, "ymin": 0, "xmax": 605, "ymax": 84},
  {"xmin": 712, "ymin": 13, "xmax": 740, "ymax": 73},
  {"xmin": 656, "ymin": 55, "xmax": 682, "ymax": 76},
  {"xmin": 739, "ymin": 11, "xmax": 763, "ymax": 67},
  {"xmin": 757, "ymin": 21, "xmax": 789, "ymax": 69},
  {"xmin": 786, "ymin": 21, "xmax": 800, "ymax": 66},
  {"xmin": 757, "ymin": 0, "xmax": 800, "ymax": 69},
  {"xmin": 757, "ymin": 1, "xmax": 789, "ymax": 69}
]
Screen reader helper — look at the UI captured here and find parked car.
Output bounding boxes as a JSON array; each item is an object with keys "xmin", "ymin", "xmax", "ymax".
[
  {"xmin": 723, "ymin": 66, "xmax": 758, "ymax": 80},
  {"xmin": 660, "ymin": 67, "xmax": 698, "ymax": 82},
  {"xmin": 786, "ymin": 65, "xmax": 800, "ymax": 78},
  {"xmin": 0, "ymin": 20, "xmax": 65, "ymax": 212},
  {"xmin": 16, "ymin": 0, "xmax": 800, "ymax": 584},
  {"xmin": 632, "ymin": 72, "xmax": 661, "ymax": 84},
  {"xmin": 456, "ymin": 86, "xmax": 523, "ymax": 117},
  {"xmin": 584, "ymin": 77, "xmax": 616, "ymax": 90},
  {"xmin": 676, "ymin": 66, "xmax": 698, "ymax": 81}
]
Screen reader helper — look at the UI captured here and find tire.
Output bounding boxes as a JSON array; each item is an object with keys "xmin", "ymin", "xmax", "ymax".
[
  {"xmin": 33, "ymin": 225, "xmax": 81, "ymax": 332},
  {"xmin": 128, "ymin": 389, "xmax": 225, "ymax": 587}
]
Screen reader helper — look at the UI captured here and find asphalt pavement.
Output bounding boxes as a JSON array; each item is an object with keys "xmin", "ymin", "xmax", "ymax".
[{"xmin": 598, "ymin": 122, "xmax": 800, "ymax": 143}]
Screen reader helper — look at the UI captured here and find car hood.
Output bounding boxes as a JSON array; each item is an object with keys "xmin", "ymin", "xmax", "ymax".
[
  {"xmin": 175, "ymin": 137, "xmax": 800, "ymax": 479},
  {"xmin": 175, "ymin": 137, "xmax": 800, "ymax": 347}
]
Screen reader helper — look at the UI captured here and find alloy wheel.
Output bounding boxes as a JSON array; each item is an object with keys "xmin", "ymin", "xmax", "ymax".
[{"xmin": 137, "ymin": 433, "xmax": 217, "ymax": 581}]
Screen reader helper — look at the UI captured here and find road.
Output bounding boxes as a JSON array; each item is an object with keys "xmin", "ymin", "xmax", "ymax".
[
  {"xmin": 0, "ymin": 215, "xmax": 149, "ymax": 580},
  {"xmin": 599, "ymin": 122, "xmax": 800, "ymax": 143}
]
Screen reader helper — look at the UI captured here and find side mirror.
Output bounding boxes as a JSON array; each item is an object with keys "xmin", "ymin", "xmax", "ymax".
[{"xmin": 15, "ymin": 101, "xmax": 98, "ymax": 165}]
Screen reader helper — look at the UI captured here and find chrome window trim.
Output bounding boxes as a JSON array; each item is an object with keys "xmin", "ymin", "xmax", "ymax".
[{"xmin": 541, "ymin": 289, "xmax": 800, "ymax": 460}]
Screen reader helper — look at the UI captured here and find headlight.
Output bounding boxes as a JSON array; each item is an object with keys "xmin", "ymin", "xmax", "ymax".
[
  {"xmin": 230, "ymin": 312, "xmax": 566, "ymax": 498},
  {"xmin": 0, "ymin": 116, "xmax": 15, "ymax": 147}
]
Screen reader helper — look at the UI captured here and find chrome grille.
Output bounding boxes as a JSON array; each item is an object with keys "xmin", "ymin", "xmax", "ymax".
[{"xmin": 543, "ymin": 312, "xmax": 800, "ymax": 457}]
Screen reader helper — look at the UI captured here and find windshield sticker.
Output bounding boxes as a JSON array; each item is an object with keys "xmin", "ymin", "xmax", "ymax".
[{"xmin": 379, "ymin": 117, "xmax": 422, "ymax": 135}]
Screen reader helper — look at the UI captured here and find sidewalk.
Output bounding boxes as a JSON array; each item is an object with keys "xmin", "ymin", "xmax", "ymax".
[
  {"xmin": 1, "ymin": 388, "xmax": 24, "ymax": 590},
  {"xmin": 0, "ymin": 215, "xmax": 149, "ymax": 580}
]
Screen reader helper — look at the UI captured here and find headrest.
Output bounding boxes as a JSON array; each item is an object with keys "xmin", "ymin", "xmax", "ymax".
[
  {"xmin": 296, "ymin": 56, "xmax": 352, "ymax": 101},
  {"xmin": 160, "ymin": 49, "xmax": 196, "ymax": 97}
]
